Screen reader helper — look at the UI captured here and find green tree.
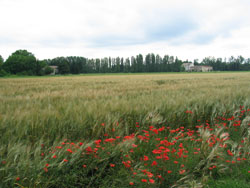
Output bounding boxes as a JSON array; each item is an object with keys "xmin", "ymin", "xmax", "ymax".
[
  {"xmin": 44, "ymin": 66, "xmax": 54, "ymax": 75},
  {"xmin": 0, "ymin": 55, "xmax": 8, "ymax": 77},
  {"xmin": 151, "ymin": 53, "xmax": 156, "ymax": 72},
  {"xmin": 58, "ymin": 60, "xmax": 70, "ymax": 74},
  {"xmin": 87, "ymin": 59, "xmax": 95, "ymax": 73},
  {"xmin": 145, "ymin": 54, "xmax": 151, "ymax": 72},
  {"xmin": 108, "ymin": 57, "xmax": 112, "ymax": 72},
  {"xmin": 124, "ymin": 58, "xmax": 130, "ymax": 73},
  {"xmin": 162, "ymin": 55, "xmax": 169, "ymax": 72},
  {"xmin": 3, "ymin": 50, "xmax": 39, "ymax": 75},
  {"xmin": 136, "ymin": 54, "xmax": 143, "ymax": 72},
  {"xmin": 0, "ymin": 55, "xmax": 3, "ymax": 68},
  {"xmin": 155, "ymin": 54, "xmax": 161, "ymax": 72},
  {"xmin": 120, "ymin": 58, "xmax": 124, "ymax": 72},
  {"xmin": 115, "ymin": 57, "xmax": 121, "ymax": 73},
  {"xmin": 100, "ymin": 58, "xmax": 109, "ymax": 73},
  {"xmin": 131, "ymin": 56, "xmax": 136, "ymax": 73},
  {"xmin": 95, "ymin": 58, "xmax": 101, "ymax": 73},
  {"xmin": 34, "ymin": 60, "xmax": 47, "ymax": 75}
]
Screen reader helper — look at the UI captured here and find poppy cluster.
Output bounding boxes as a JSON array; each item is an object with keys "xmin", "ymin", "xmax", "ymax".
[{"xmin": 8, "ymin": 106, "xmax": 250, "ymax": 187}]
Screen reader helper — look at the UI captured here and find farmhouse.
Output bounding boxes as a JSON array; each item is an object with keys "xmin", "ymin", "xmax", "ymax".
[
  {"xmin": 182, "ymin": 62, "xmax": 213, "ymax": 72},
  {"xmin": 190, "ymin": 65, "xmax": 213, "ymax": 72},
  {"xmin": 182, "ymin": 63, "xmax": 194, "ymax": 71},
  {"xmin": 49, "ymin": 66, "xmax": 59, "ymax": 75}
]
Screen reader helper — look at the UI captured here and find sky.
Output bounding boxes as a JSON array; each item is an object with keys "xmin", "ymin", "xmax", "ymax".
[{"xmin": 0, "ymin": 0, "xmax": 250, "ymax": 61}]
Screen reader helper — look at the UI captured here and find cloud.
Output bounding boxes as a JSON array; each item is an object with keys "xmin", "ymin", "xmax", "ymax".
[
  {"xmin": 0, "ymin": 0, "xmax": 250, "ymax": 61},
  {"xmin": 145, "ymin": 16, "xmax": 198, "ymax": 43}
]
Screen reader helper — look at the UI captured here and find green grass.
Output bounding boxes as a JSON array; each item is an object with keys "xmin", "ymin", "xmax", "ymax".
[
  {"xmin": 208, "ymin": 177, "xmax": 250, "ymax": 188},
  {"xmin": 1, "ymin": 71, "xmax": 249, "ymax": 79},
  {"xmin": 0, "ymin": 72, "xmax": 250, "ymax": 187}
]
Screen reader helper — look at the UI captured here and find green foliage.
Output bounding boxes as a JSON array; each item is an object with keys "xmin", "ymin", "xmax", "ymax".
[
  {"xmin": 58, "ymin": 61, "xmax": 70, "ymax": 74},
  {"xmin": 0, "ymin": 55, "xmax": 7, "ymax": 77},
  {"xmin": 2, "ymin": 50, "xmax": 250, "ymax": 77},
  {"xmin": 207, "ymin": 178, "xmax": 250, "ymax": 188},
  {"xmin": 44, "ymin": 66, "xmax": 54, "ymax": 75},
  {"xmin": 201, "ymin": 56, "xmax": 250, "ymax": 71},
  {"xmin": 2, "ymin": 50, "xmax": 45, "ymax": 75},
  {"xmin": 0, "ymin": 69, "xmax": 8, "ymax": 77},
  {"xmin": 4, "ymin": 49, "xmax": 250, "ymax": 77},
  {"xmin": 0, "ymin": 55, "xmax": 3, "ymax": 67},
  {"xmin": 36, "ymin": 60, "xmax": 47, "ymax": 76}
]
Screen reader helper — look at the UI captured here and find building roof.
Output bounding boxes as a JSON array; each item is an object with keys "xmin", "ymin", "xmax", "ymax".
[
  {"xmin": 194, "ymin": 65, "xmax": 213, "ymax": 68},
  {"xmin": 49, "ymin": 66, "xmax": 58, "ymax": 69}
]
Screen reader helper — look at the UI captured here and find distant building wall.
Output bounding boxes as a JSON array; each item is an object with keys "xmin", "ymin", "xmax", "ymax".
[
  {"xmin": 182, "ymin": 63, "xmax": 194, "ymax": 71},
  {"xmin": 190, "ymin": 66, "xmax": 213, "ymax": 72},
  {"xmin": 49, "ymin": 66, "xmax": 59, "ymax": 75}
]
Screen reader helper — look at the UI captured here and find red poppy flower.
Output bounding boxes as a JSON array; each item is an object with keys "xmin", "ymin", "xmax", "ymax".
[
  {"xmin": 149, "ymin": 179, "xmax": 155, "ymax": 183},
  {"xmin": 67, "ymin": 149, "xmax": 73, "ymax": 153},
  {"xmin": 179, "ymin": 169, "xmax": 186, "ymax": 174},
  {"xmin": 157, "ymin": 175, "xmax": 162, "ymax": 178},
  {"xmin": 147, "ymin": 172, "xmax": 153, "ymax": 178},
  {"xmin": 227, "ymin": 150, "xmax": 233, "ymax": 156},
  {"xmin": 151, "ymin": 161, "xmax": 157, "ymax": 166},
  {"xmin": 144, "ymin": 155, "xmax": 149, "ymax": 161},
  {"xmin": 104, "ymin": 138, "xmax": 116, "ymax": 143}
]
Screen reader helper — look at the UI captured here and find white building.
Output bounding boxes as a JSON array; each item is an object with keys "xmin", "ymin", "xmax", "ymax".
[
  {"xmin": 182, "ymin": 63, "xmax": 213, "ymax": 72},
  {"xmin": 182, "ymin": 62, "xmax": 194, "ymax": 71},
  {"xmin": 190, "ymin": 66, "xmax": 213, "ymax": 72}
]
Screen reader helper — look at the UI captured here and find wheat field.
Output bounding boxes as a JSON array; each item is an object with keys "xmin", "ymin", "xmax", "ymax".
[{"xmin": 1, "ymin": 72, "xmax": 250, "ymax": 187}]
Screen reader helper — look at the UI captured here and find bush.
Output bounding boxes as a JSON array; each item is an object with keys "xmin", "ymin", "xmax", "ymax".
[
  {"xmin": 44, "ymin": 66, "xmax": 54, "ymax": 75},
  {"xmin": 16, "ymin": 70, "xmax": 33, "ymax": 76},
  {"xmin": 0, "ymin": 69, "xmax": 8, "ymax": 77}
]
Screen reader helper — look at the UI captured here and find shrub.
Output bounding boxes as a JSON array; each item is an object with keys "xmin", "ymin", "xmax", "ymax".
[
  {"xmin": 44, "ymin": 66, "xmax": 54, "ymax": 75},
  {"xmin": 0, "ymin": 69, "xmax": 8, "ymax": 77}
]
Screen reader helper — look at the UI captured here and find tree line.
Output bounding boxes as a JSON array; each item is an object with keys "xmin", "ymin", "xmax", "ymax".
[
  {"xmin": 45, "ymin": 54, "xmax": 185, "ymax": 74},
  {"xmin": 0, "ymin": 49, "xmax": 250, "ymax": 76},
  {"xmin": 196, "ymin": 56, "xmax": 250, "ymax": 71}
]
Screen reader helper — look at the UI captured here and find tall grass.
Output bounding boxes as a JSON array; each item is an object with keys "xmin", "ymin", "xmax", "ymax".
[{"xmin": 0, "ymin": 72, "xmax": 250, "ymax": 187}]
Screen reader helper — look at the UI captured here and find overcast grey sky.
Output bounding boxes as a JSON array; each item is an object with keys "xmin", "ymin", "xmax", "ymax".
[{"xmin": 0, "ymin": 0, "xmax": 250, "ymax": 61}]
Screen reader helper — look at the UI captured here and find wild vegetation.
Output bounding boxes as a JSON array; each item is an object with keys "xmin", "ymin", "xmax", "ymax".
[
  {"xmin": 1, "ymin": 50, "xmax": 250, "ymax": 77},
  {"xmin": 0, "ymin": 72, "xmax": 250, "ymax": 187}
]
